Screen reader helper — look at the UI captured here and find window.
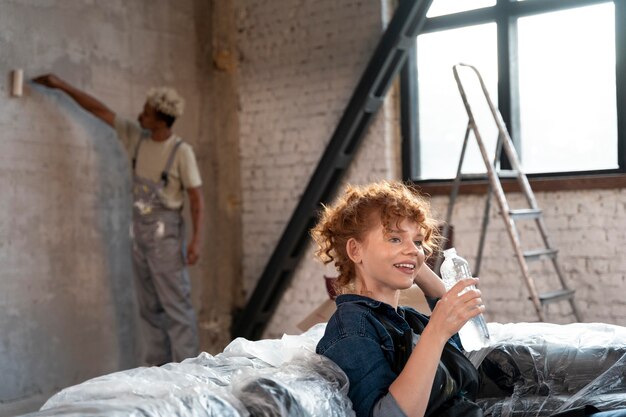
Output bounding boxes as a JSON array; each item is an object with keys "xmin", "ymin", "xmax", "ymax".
[
  {"xmin": 517, "ymin": 4, "xmax": 617, "ymax": 173},
  {"xmin": 402, "ymin": 0, "xmax": 625, "ymax": 183},
  {"xmin": 416, "ymin": 23, "xmax": 498, "ymax": 179},
  {"xmin": 426, "ymin": 0, "xmax": 496, "ymax": 18}
]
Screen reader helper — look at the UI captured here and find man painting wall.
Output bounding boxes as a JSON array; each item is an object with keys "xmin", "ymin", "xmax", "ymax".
[{"xmin": 34, "ymin": 74, "xmax": 204, "ymax": 366}]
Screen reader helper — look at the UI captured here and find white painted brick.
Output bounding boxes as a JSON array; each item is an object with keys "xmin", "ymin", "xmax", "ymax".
[
  {"xmin": 237, "ymin": 0, "xmax": 394, "ymax": 338},
  {"xmin": 442, "ymin": 188, "xmax": 626, "ymax": 325},
  {"xmin": 238, "ymin": 0, "xmax": 380, "ymax": 308},
  {"xmin": 237, "ymin": 0, "xmax": 626, "ymax": 338}
]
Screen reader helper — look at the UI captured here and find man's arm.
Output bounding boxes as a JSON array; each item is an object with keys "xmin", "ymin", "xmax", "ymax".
[
  {"xmin": 186, "ymin": 186, "xmax": 204, "ymax": 266},
  {"xmin": 33, "ymin": 74, "xmax": 116, "ymax": 127}
]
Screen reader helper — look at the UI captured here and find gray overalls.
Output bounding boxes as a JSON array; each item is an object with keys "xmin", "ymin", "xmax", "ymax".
[{"xmin": 131, "ymin": 137, "xmax": 199, "ymax": 365}]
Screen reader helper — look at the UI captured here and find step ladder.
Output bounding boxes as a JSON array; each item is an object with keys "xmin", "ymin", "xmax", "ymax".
[{"xmin": 441, "ymin": 63, "xmax": 581, "ymax": 322}]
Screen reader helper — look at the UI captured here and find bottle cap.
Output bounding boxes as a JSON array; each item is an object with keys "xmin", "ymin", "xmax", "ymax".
[{"xmin": 443, "ymin": 247, "xmax": 457, "ymax": 257}]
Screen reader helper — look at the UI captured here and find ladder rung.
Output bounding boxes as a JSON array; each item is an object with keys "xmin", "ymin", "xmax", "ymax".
[
  {"xmin": 523, "ymin": 248, "xmax": 558, "ymax": 261},
  {"xmin": 539, "ymin": 289, "xmax": 576, "ymax": 305},
  {"xmin": 459, "ymin": 173, "xmax": 487, "ymax": 180},
  {"xmin": 498, "ymin": 169, "xmax": 519, "ymax": 179},
  {"xmin": 509, "ymin": 209, "xmax": 542, "ymax": 220},
  {"xmin": 457, "ymin": 170, "xmax": 518, "ymax": 181}
]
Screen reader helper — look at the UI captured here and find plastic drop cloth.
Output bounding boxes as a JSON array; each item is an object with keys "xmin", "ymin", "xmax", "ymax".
[
  {"xmin": 23, "ymin": 324, "xmax": 355, "ymax": 417},
  {"xmin": 475, "ymin": 322, "xmax": 626, "ymax": 416},
  {"xmin": 22, "ymin": 321, "xmax": 626, "ymax": 417}
]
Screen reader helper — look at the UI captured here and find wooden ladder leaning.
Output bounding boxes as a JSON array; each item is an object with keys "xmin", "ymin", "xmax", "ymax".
[{"xmin": 441, "ymin": 63, "xmax": 581, "ymax": 322}]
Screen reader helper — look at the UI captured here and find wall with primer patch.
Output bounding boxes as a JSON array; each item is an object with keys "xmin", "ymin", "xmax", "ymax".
[{"xmin": 0, "ymin": 1, "xmax": 243, "ymax": 415}]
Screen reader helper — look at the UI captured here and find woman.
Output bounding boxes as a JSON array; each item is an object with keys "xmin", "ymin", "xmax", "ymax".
[{"xmin": 313, "ymin": 180, "xmax": 485, "ymax": 417}]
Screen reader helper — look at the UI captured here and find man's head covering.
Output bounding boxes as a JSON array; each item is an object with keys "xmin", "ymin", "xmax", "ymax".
[{"xmin": 146, "ymin": 87, "xmax": 185, "ymax": 118}]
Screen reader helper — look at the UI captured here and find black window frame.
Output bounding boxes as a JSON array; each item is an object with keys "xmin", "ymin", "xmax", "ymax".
[{"xmin": 401, "ymin": 0, "xmax": 626, "ymax": 194}]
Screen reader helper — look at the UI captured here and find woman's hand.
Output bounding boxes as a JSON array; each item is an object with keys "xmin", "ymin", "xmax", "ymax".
[
  {"xmin": 425, "ymin": 278, "xmax": 485, "ymax": 344},
  {"xmin": 390, "ymin": 277, "xmax": 484, "ymax": 417}
]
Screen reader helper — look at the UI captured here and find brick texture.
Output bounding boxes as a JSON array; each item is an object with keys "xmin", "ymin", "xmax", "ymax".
[
  {"xmin": 431, "ymin": 189, "xmax": 626, "ymax": 325},
  {"xmin": 235, "ymin": 0, "xmax": 401, "ymax": 338},
  {"xmin": 237, "ymin": 0, "xmax": 626, "ymax": 337}
]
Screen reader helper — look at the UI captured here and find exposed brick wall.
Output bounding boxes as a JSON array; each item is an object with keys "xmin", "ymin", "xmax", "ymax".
[
  {"xmin": 235, "ymin": 0, "xmax": 402, "ymax": 337},
  {"xmin": 430, "ymin": 189, "xmax": 626, "ymax": 326},
  {"xmin": 236, "ymin": 0, "xmax": 626, "ymax": 335}
]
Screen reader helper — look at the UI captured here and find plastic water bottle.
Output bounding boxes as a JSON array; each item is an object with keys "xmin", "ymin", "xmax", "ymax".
[{"xmin": 439, "ymin": 247, "xmax": 490, "ymax": 351}]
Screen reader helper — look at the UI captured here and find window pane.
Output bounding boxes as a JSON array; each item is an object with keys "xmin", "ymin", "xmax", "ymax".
[
  {"xmin": 416, "ymin": 23, "xmax": 498, "ymax": 180},
  {"xmin": 427, "ymin": 0, "xmax": 496, "ymax": 18},
  {"xmin": 518, "ymin": 3, "xmax": 617, "ymax": 173}
]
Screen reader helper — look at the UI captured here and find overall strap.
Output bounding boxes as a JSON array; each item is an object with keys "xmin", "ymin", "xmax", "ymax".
[
  {"xmin": 160, "ymin": 139, "xmax": 184, "ymax": 187},
  {"xmin": 132, "ymin": 137, "xmax": 145, "ymax": 171}
]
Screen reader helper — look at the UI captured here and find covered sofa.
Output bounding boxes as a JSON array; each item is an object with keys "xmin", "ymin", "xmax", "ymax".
[{"xmin": 22, "ymin": 322, "xmax": 626, "ymax": 417}]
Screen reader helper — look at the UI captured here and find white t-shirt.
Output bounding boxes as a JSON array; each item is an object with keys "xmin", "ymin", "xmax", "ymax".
[{"xmin": 114, "ymin": 116, "xmax": 202, "ymax": 209}]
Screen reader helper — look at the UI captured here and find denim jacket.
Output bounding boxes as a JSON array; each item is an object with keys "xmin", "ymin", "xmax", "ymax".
[{"xmin": 316, "ymin": 294, "xmax": 475, "ymax": 417}]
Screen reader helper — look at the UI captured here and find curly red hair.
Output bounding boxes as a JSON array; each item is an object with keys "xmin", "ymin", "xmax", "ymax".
[{"xmin": 311, "ymin": 180, "xmax": 441, "ymax": 293}]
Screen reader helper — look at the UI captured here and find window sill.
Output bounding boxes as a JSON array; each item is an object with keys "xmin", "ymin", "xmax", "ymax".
[{"xmin": 411, "ymin": 173, "xmax": 626, "ymax": 196}]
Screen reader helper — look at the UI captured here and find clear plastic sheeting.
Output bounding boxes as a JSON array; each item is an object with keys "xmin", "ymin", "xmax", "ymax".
[
  {"xmin": 24, "ymin": 324, "xmax": 355, "ymax": 417},
  {"xmin": 233, "ymin": 354, "xmax": 354, "ymax": 417},
  {"xmin": 476, "ymin": 322, "xmax": 626, "ymax": 416},
  {"xmin": 22, "ymin": 321, "xmax": 626, "ymax": 417}
]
